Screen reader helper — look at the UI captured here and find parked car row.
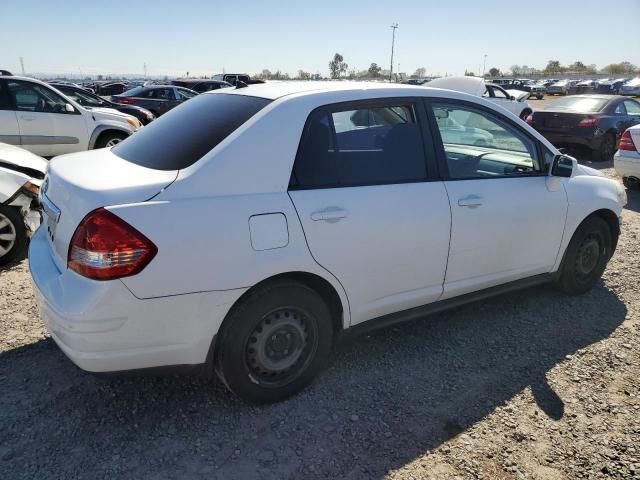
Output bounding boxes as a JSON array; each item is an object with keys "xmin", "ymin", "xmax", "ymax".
[
  {"xmin": 490, "ymin": 77, "xmax": 640, "ymax": 98},
  {"xmin": 0, "ymin": 71, "xmax": 142, "ymax": 157}
]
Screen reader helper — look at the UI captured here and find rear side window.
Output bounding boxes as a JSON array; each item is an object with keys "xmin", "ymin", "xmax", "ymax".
[
  {"xmin": 291, "ymin": 101, "xmax": 427, "ymax": 188},
  {"xmin": 0, "ymin": 81, "xmax": 11, "ymax": 110},
  {"xmin": 113, "ymin": 93, "xmax": 271, "ymax": 170}
]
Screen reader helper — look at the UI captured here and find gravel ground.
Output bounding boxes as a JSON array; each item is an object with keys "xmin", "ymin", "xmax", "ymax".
[{"xmin": 1, "ymin": 160, "xmax": 639, "ymax": 480}]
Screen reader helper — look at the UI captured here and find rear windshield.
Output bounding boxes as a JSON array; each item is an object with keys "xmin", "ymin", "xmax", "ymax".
[
  {"xmin": 113, "ymin": 93, "xmax": 271, "ymax": 170},
  {"xmin": 548, "ymin": 97, "xmax": 609, "ymax": 113}
]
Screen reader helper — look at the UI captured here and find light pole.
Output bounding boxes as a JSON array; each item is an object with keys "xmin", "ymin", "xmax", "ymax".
[
  {"xmin": 482, "ymin": 54, "xmax": 488, "ymax": 78},
  {"xmin": 389, "ymin": 23, "xmax": 398, "ymax": 82}
]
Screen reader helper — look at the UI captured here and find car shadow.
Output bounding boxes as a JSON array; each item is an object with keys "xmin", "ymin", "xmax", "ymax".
[{"xmin": 0, "ymin": 283, "xmax": 627, "ymax": 479}]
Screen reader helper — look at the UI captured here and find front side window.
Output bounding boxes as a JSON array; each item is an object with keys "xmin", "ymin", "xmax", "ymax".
[
  {"xmin": 176, "ymin": 88, "xmax": 197, "ymax": 100},
  {"xmin": 431, "ymin": 103, "xmax": 540, "ymax": 179},
  {"xmin": 291, "ymin": 101, "xmax": 427, "ymax": 188},
  {"xmin": 6, "ymin": 81, "xmax": 69, "ymax": 113},
  {"xmin": 0, "ymin": 81, "xmax": 11, "ymax": 110}
]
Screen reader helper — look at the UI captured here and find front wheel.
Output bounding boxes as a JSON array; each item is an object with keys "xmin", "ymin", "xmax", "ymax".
[
  {"xmin": 215, "ymin": 280, "xmax": 334, "ymax": 403},
  {"xmin": 554, "ymin": 216, "xmax": 612, "ymax": 295},
  {"xmin": 94, "ymin": 131, "xmax": 127, "ymax": 149},
  {"xmin": 0, "ymin": 205, "xmax": 27, "ymax": 266}
]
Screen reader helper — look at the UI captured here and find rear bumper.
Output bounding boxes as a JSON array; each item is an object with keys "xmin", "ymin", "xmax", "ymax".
[
  {"xmin": 28, "ymin": 227, "xmax": 246, "ymax": 373},
  {"xmin": 536, "ymin": 130, "xmax": 603, "ymax": 150},
  {"xmin": 614, "ymin": 150, "xmax": 640, "ymax": 178}
]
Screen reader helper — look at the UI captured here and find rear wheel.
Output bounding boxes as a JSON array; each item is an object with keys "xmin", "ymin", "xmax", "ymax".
[
  {"xmin": 0, "ymin": 206, "xmax": 27, "ymax": 266},
  {"xmin": 554, "ymin": 216, "xmax": 612, "ymax": 295},
  {"xmin": 593, "ymin": 133, "xmax": 615, "ymax": 162},
  {"xmin": 94, "ymin": 131, "xmax": 127, "ymax": 149},
  {"xmin": 215, "ymin": 280, "xmax": 334, "ymax": 403}
]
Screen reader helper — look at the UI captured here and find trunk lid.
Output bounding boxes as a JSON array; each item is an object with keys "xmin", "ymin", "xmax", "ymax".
[
  {"xmin": 41, "ymin": 148, "xmax": 177, "ymax": 272},
  {"xmin": 530, "ymin": 111, "xmax": 595, "ymax": 132}
]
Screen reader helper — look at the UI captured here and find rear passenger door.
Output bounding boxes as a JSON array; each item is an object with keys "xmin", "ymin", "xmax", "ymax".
[{"xmin": 288, "ymin": 99, "xmax": 451, "ymax": 325}]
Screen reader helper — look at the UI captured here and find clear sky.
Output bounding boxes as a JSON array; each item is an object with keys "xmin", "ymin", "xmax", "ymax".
[{"xmin": 1, "ymin": 0, "xmax": 639, "ymax": 78}]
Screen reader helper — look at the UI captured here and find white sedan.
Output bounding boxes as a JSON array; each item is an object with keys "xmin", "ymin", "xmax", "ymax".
[
  {"xmin": 427, "ymin": 76, "xmax": 533, "ymax": 120},
  {"xmin": 614, "ymin": 125, "xmax": 640, "ymax": 189},
  {"xmin": 30, "ymin": 82, "xmax": 626, "ymax": 403}
]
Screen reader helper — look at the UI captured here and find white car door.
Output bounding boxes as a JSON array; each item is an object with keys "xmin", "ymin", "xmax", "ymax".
[
  {"xmin": 428, "ymin": 101, "xmax": 568, "ymax": 299},
  {"xmin": 0, "ymin": 81, "xmax": 20, "ymax": 146},
  {"xmin": 6, "ymin": 80, "xmax": 89, "ymax": 156},
  {"xmin": 289, "ymin": 99, "xmax": 451, "ymax": 325},
  {"xmin": 484, "ymin": 84, "xmax": 521, "ymax": 116}
]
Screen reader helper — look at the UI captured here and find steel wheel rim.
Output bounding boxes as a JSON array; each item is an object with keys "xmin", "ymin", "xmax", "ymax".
[
  {"xmin": 106, "ymin": 137, "xmax": 123, "ymax": 147},
  {"xmin": 245, "ymin": 307, "xmax": 318, "ymax": 387},
  {"xmin": 575, "ymin": 234, "xmax": 601, "ymax": 278},
  {"xmin": 0, "ymin": 212, "xmax": 17, "ymax": 258}
]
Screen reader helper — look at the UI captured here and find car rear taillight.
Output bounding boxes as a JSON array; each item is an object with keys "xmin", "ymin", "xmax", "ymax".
[
  {"xmin": 115, "ymin": 97, "xmax": 137, "ymax": 104},
  {"xmin": 525, "ymin": 114, "xmax": 533, "ymax": 125},
  {"xmin": 619, "ymin": 129, "xmax": 637, "ymax": 152},
  {"xmin": 577, "ymin": 116, "xmax": 600, "ymax": 127},
  {"xmin": 68, "ymin": 208, "xmax": 157, "ymax": 280}
]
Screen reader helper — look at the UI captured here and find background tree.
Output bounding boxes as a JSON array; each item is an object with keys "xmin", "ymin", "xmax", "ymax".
[
  {"xmin": 543, "ymin": 60, "xmax": 565, "ymax": 74},
  {"xmin": 413, "ymin": 67, "xmax": 426, "ymax": 78},
  {"xmin": 510, "ymin": 65, "xmax": 523, "ymax": 76},
  {"xmin": 367, "ymin": 63, "xmax": 382, "ymax": 78},
  {"xmin": 296, "ymin": 70, "xmax": 311, "ymax": 80},
  {"xmin": 488, "ymin": 67, "xmax": 501, "ymax": 77},
  {"xmin": 328, "ymin": 53, "xmax": 348, "ymax": 79},
  {"xmin": 464, "ymin": 70, "xmax": 475, "ymax": 77},
  {"xmin": 602, "ymin": 61, "xmax": 638, "ymax": 74}
]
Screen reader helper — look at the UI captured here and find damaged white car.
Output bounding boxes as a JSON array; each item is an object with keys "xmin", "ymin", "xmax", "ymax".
[
  {"xmin": 0, "ymin": 143, "xmax": 45, "ymax": 265},
  {"xmin": 427, "ymin": 76, "xmax": 533, "ymax": 120}
]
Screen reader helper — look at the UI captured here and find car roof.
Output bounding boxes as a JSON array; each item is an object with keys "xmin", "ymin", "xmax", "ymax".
[{"xmin": 212, "ymin": 81, "xmax": 425, "ymax": 100}]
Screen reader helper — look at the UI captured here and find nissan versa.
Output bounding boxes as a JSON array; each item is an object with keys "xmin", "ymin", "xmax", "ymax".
[{"xmin": 30, "ymin": 82, "xmax": 627, "ymax": 403}]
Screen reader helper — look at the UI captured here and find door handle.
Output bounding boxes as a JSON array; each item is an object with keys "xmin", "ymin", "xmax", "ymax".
[
  {"xmin": 310, "ymin": 207, "xmax": 348, "ymax": 222},
  {"xmin": 458, "ymin": 195, "xmax": 483, "ymax": 208},
  {"xmin": 20, "ymin": 115, "xmax": 36, "ymax": 121}
]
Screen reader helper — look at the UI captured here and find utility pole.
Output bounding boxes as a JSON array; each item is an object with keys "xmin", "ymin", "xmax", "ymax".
[
  {"xmin": 482, "ymin": 54, "xmax": 487, "ymax": 78},
  {"xmin": 143, "ymin": 62, "xmax": 147, "ymax": 79},
  {"xmin": 19, "ymin": 57, "xmax": 25, "ymax": 75},
  {"xmin": 389, "ymin": 23, "xmax": 398, "ymax": 82}
]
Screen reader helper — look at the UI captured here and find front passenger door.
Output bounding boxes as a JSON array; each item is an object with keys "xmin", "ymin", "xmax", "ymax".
[
  {"xmin": 428, "ymin": 101, "xmax": 568, "ymax": 299},
  {"xmin": 289, "ymin": 99, "xmax": 451, "ymax": 325}
]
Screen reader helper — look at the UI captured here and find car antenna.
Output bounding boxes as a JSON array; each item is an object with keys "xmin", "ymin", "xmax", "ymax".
[{"xmin": 235, "ymin": 80, "xmax": 248, "ymax": 89}]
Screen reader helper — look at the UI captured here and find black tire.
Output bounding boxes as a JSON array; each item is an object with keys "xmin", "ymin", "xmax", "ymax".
[
  {"xmin": 519, "ymin": 109, "xmax": 532, "ymax": 121},
  {"xmin": 536, "ymin": 94, "xmax": 544, "ymax": 100},
  {"xmin": 215, "ymin": 280, "xmax": 334, "ymax": 403},
  {"xmin": 94, "ymin": 131, "xmax": 127, "ymax": 149},
  {"xmin": 593, "ymin": 133, "xmax": 616, "ymax": 162},
  {"xmin": 622, "ymin": 177, "xmax": 639, "ymax": 189},
  {"xmin": 554, "ymin": 216, "xmax": 612, "ymax": 295},
  {"xmin": 0, "ymin": 205, "xmax": 27, "ymax": 266}
]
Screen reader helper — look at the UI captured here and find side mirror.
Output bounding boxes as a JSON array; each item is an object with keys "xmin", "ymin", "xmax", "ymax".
[
  {"xmin": 551, "ymin": 154, "xmax": 577, "ymax": 178},
  {"xmin": 64, "ymin": 103, "xmax": 75, "ymax": 113}
]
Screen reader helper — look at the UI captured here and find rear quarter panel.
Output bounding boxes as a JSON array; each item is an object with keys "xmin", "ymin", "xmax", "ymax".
[{"xmin": 111, "ymin": 193, "xmax": 351, "ymax": 326}]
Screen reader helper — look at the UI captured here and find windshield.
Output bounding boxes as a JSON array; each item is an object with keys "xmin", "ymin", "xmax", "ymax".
[
  {"xmin": 548, "ymin": 97, "xmax": 609, "ymax": 113},
  {"xmin": 113, "ymin": 93, "xmax": 271, "ymax": 170},
  {"xmin": 59, "ymin": 88, "xmax": 104, "ymax": 107}
]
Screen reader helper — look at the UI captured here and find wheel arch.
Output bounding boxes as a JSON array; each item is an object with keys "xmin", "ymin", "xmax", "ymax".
[
  {"xmin": 207, "ymin": 270, "xmax": 348, "ymax": 373},
  {"xmin": 89, "ymin": 126, "xmax": 130, "ymax": 149}
]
